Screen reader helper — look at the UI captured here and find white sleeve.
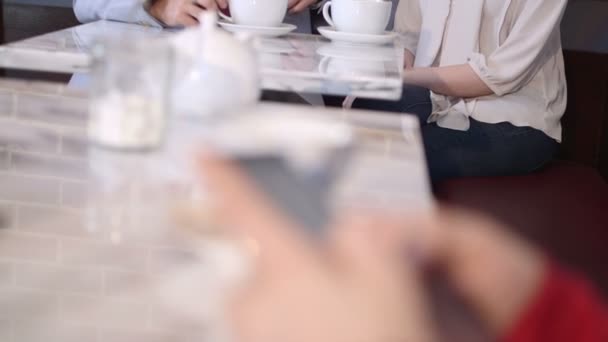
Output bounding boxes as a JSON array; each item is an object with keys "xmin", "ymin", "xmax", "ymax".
[
  {"xmin": 467, "ymin": 0, "xmax": 567, "ymax": 96},
  {"xmin": 73, "ymin": 0, "xmax": 163, "ymax": 27},
  {"xmin": 393, "ymin": 0, "xmax": 422, "ymax": 55}
]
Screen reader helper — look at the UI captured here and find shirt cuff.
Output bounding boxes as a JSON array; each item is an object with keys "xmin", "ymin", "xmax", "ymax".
[
  {"xmin": 467, "ymin": 53, "xmax": 507, "ymax": 97},
  {"xmin": 397, "ymin": 33, "xmax": 418, "ymax": 56}
]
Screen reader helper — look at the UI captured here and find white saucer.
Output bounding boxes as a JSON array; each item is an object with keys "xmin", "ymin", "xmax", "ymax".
[
  {"xmin": 218, "ymin": 21, "xmax": 297, "ymax": 37},
  {"xmin": 318, "ymin": 26, "xmax": 397, "ymax": 45},
  {"xmin": 254, "ymin": 38, "xmax": 297, "ymax": 54},
  {"xmin": 317, "ymin": 43, "xmax": 395, "ymax": 61}
]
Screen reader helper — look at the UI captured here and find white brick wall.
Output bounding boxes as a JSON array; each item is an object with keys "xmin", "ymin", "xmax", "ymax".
[
  {"xmin": 16, "ymin": 93, "xmax": 88, "ymax": 128},
  {"xmin": 0, "ymin": 122, "xmax": 61, "ymax": 154},
  {"xmin": 16, "ymin": 204, "xmax": 83, "ymax": 236},
  {"xmin": 0, "ymin": 173, "xmax": 62, "ymax": 204},
  {"xmin": 0, "ymin": 231, "xmax": 59, "ymax": 261},
  {"xmin": 0, "ymin": 80, "xmax": 434, "ymax": 341},
  {"xmin": 0, "ymin": 82, "xmax": 176, "ymax": 340},
  {"xmin": 0, "ymin": 90, "xmax": 16, "ymax": 117},
  {"xmin": 59, "ymin": 238, "xmax": 149, "ymax": 271},
  {"xmin": 0, "ymin": 149, "xmax": 9, "ymax": 170},
  {"xmin": 99, "ymin": 329, "xmax": 183, "ymax": 342},
  {"xmin": 15, "ymin": 262, "xmax": 103, "ymax": 294},
  {"xmin": 0, "ymin": 319, "xmax": 11, "ymax": 341},
  {"xmin": 60, "ymin": 180, "xmax": 87, "ymax": 208},
  {"xmin": 12, "ymin": 323, "xmax": 98, "ymax": 342},
  {"xmin": 0, "ymin": 261, "xmax": 14, "ymax": 286},
  {"xmin": 0, "ymin": 203, "xmax": 15, "ymax": 229}
]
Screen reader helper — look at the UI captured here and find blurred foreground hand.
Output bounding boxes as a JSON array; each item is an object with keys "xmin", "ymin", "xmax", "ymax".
[{"xmin": 198, "ymin": 152, "xmax": 546, "ymax": 342}]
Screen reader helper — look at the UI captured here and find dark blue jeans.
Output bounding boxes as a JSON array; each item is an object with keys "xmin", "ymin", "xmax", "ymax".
[{"xmin": 353, "ymin": 86, "xmax": 559, "ymax": 183}]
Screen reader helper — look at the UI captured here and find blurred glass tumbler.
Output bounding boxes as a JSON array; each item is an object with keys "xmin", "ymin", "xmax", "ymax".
[{"xmin": 88, "ymin": 37, "xmax": 173, "ymax": 150}]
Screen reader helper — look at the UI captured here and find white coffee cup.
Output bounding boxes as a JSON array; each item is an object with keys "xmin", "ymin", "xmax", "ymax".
[
  {"xmin": 322, "ymin": 0, "xmax": 392, "ymax": 35},
  {"xmin": 219, "ymin": 0, "xmax": 288, "ymax": 27}
]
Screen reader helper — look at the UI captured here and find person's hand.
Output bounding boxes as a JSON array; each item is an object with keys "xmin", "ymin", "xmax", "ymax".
[
  {"xmin": 287, "ymin": 0, "xmax": 318, "ymax": 14},
  {"xmin": 198, "ymin": 151, "xmax": 546, "ymax": 341},
  {"xmin": 424, "ymin": 210, "xmax": 546, "ymax": 336},
  {"xmin": 149, "ymin": 0, "xmax": 228, "ymax": 27},
  {"xmin": 198, "ymin": 152, "xmax": 437, "ymax": 342}
]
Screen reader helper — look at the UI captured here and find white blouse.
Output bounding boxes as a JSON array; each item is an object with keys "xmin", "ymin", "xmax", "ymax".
[{"xmin": 395, "ymin": 0, "xmax": 568, "ymax": 142}]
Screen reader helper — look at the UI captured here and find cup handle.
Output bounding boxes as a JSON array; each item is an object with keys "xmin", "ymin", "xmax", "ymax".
[
  {"xmin": 318, "ymin": 56, "xmax": 331, "ymax": 74},
  {"xmin": 322, "ymin": 1, "xmax": 335, "ymax": 28},
  {"xmin": 218, "ymin": 10, "xmax": 233, "ymax": 22}
]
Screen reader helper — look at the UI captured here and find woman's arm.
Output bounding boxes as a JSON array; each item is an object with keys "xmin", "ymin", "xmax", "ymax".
[
  {"xmin": 464, "ymin": 0, "xmax": 568, "ymax": 97},
  {"xmin": 402, "ymin": 0, "xmax": 567, "ymax": 99},
  {"xmin": 403, "ymin": 64, "xmax": 494, "ymax": 98}
]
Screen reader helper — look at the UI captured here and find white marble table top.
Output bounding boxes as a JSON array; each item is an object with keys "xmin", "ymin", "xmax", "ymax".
[
  {"xmin": 0, "ymin": 20, "xmax": 405, "ymax": 100},
  {"xmin": 0, "ymin": 78, "xmax": 431, "ymax": 341}
]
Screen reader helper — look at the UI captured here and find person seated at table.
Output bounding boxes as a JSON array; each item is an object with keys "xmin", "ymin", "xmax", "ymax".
[
  {"xmin": 73, "ymin": 0, "xmax": 319, "ymax": 31},
  {"xmin": 352, "ymin": 0, "xmax": 568, "ymax": 183},
  {"xmin": 199, "ymin": 153, "xmax": 608, "ymax": 342}
]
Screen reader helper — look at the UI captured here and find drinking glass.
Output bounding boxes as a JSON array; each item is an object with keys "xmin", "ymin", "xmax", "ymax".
[{"xmin": 88, "ymin": 37, "xmax": 173, "ymax": 150}]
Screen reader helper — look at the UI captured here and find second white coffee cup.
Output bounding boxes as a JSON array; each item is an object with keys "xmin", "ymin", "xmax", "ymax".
[
  {"xmin": 219, "ymin": 0, "xmax": 288, "ymax": 27},
  {"xmin": 323, "ymin": 0, "xmax": 392, "ymax": 35}
]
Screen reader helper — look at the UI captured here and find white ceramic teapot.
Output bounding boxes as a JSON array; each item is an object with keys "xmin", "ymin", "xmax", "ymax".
[{"xmin": 171, "ymin": 12, "xmax": 260, "ymax": 118}]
